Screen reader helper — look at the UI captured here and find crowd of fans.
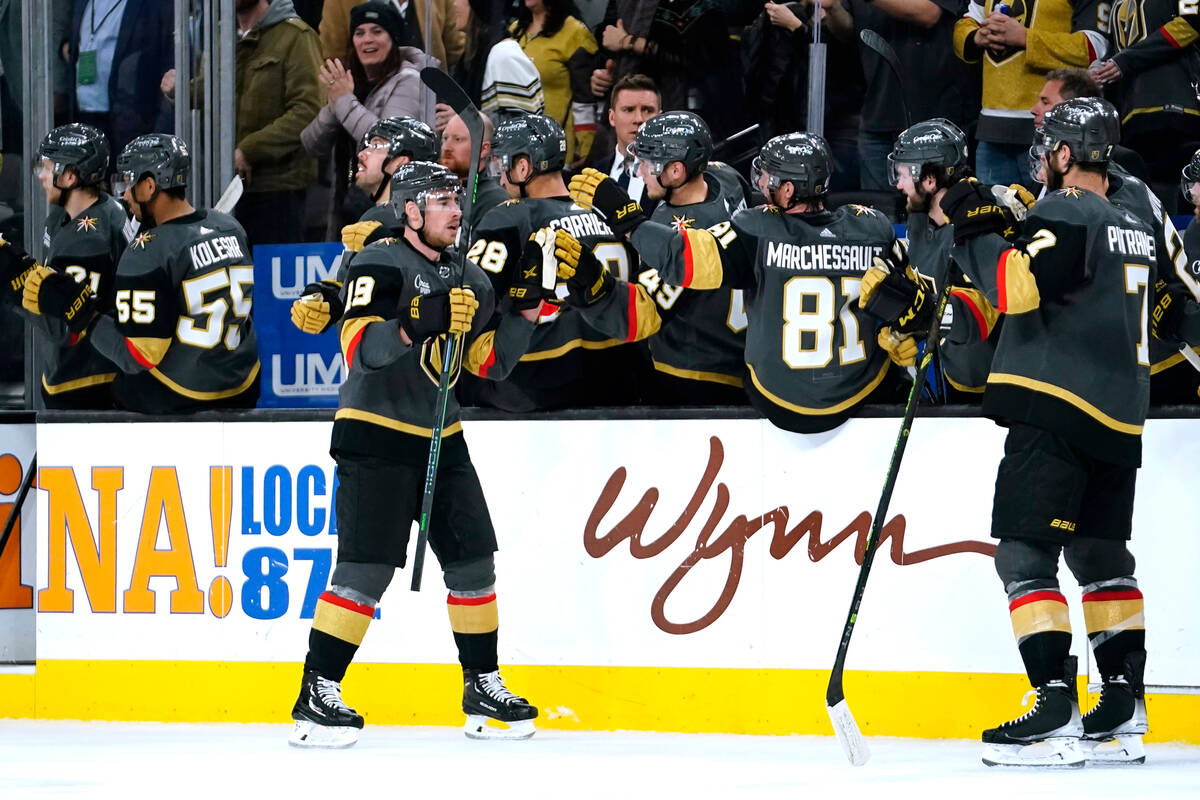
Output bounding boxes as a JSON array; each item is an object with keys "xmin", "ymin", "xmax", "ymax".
[{"xmin": 5, "ymin": 0, "xmax": 1200, "ymax": 410}]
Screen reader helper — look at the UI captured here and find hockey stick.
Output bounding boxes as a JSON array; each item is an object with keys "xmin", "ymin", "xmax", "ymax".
[
  {"xmin": 859, "ymin": 30, "xmax": 911, "ymax": 129},
  {"xmin": 213, "ymin": 175, "xmax": 244, "ymax": 215},
  {"xmin": 826, "ymin": 280, "xmax": 953, "ymax": 766},
  {"xmin": 0, "ymin": 453, "xmax": 36, "ymax": 568},
  {"xmin": 410, "ymin": 68, "xmax": 486, "ymax": 592}
]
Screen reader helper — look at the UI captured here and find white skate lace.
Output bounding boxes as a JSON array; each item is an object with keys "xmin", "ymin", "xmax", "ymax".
[
  {"xmin": 480, "ymin": 671, "xmax": 520, "ymax": 705},
  {"xmin": 316, "ymin": 677, "xmax": 353, "ymax": 713},
  {"xmin": 1000, "ymin": 689, "xmax": 1042, "ymax": 728}
]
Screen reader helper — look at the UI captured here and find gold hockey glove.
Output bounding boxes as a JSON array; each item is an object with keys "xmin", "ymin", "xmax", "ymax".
[
  {"xmin": 942, "ymin": 178, "xmax": 1012, "ymax": 240},
  {"xmin": 291, "ymin": 280, "xmax": 344, "ymax": 335},
  {"xmin": 341, "ymin": 220, "xmax": 385, "ymax": 252},
  {"xmin": 877, "ymin": 327, "xmax": 918, "ymax": 368},
  {"xmin": 553, "ymin": 228, "xmax": 614, "ymax": 306},
  {"xmin": 447, "ymin": 287, "xmax": 478, "ymax": 335},
  {"xmin": 568, "ymin": 167, "xmax": 647, "ymax": 237},
  {"xmin": 23, "ymin": 266, "xmax": 97, "ymax": 333},
  {"xmin": 860, "ymin": 240, "xmax": 933, "ymax": 334}
]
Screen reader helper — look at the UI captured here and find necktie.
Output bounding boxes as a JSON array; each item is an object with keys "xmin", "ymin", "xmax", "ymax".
[{"xmin": 617, "ymin": 160, "xmax": 632, "ymax": 191}]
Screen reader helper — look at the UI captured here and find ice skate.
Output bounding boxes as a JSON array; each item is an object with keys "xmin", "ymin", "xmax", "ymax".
[
  {"xmin": 1082, "ymin": 651, "xmax": 1148, "ymax": 765},
  {"xmin": 288, "ymin": 669, "xmax": 364, "ymax": 748},
  {"xmin": 982, "ymin": 658, "xmax": 1084, "ymax": 768},
  {"xmin": 462, "ymin": 669, "xmax": 538, "ymax": 740}
]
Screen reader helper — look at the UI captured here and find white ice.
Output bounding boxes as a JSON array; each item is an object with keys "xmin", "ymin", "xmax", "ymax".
[{"xmin": 0, "ymin": 721, "xmax": 1197, "ymax": 799}]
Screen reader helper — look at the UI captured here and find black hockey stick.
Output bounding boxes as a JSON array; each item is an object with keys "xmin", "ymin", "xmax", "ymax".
[
  {"xmin": 0, "ymin": 453, "xmax": 36, "ymax": 566},
  {"xmin": 859, "ymin": 30, "xmax": 911, "ymax": 129},
  {"xmin": 410, "ymin": 68, "xmax": 486, "ymax": 592},
  {"xmin": 826, "ymin": 280, "xmax": 953, "ymax": 765}
]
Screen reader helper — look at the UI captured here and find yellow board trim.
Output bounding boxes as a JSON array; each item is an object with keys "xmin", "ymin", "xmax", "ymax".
[
  {"xmin": 654, "ymin": 361, "xmax": 743, "ymax": 388},
  {"xmin": 42, "ymin": 372, "xmax": 117, "ymax": 395},
  {"xmin": 987, "ymin": 373, "xmax": 1144, "ymax": 435},
  {"xmin": 748, "ymin": 360, "xmax": 889, "ymax": 416},
  {"xmin": 3, "ymin": 661, "xmax": 1198, "ymax": 743},
  {"xmin": 148, "ymin": 360, "xmax": 260, "ymax": 402},
  {"xmin": 336, "ymin": 407, "xmax": 464, "ymax": 438}
]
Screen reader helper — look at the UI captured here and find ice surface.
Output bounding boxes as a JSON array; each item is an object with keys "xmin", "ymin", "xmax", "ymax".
[{"xmin": 0, "ymin": 721, "xmax": 1196, "ymax": 799}]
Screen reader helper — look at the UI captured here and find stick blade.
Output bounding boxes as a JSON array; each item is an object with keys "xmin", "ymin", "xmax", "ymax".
[
  {"xmin": 827, "ymin": 699, "xmax": 871, "ymax": 766},
  {"xmin": 214, "ymin": 175, "xmax": 244, "ymax": 215}
]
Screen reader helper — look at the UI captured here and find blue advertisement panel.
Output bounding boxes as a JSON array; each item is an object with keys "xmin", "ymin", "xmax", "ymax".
[{"xmin": 252, "ymin": 243, "xmax": 346, "ymax": 408}]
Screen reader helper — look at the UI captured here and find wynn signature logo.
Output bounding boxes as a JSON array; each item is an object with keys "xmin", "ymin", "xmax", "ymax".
[{"xmin": 584, "ymin": 436, "xmax": 996, "ymax": 635}]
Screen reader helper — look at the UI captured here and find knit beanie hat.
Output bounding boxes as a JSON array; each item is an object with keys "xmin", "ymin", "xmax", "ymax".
[{"xmin": 349, "ymin": 1, "xmax": 407, "ymax": 47}]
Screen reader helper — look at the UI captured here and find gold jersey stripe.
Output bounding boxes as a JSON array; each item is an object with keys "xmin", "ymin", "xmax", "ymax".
[
  {"xmin": 1083, "ymin": 599, "xmax": 1146, "ymax": 635},
  {"xmin": 944, "ymin": 374, "xmax": 986, "ymax": 394},
  {"xmin": 128, "ymin": 336, "xmax": 172, "ymax": 366},
  {"xmin": 682, "ymin": 228, "xmax": 724, "ymax": 290},
  {"xmin": 518, "ymin": 336, "xmax": 628, "ymax": 362},
  {"xmin": 747, "ymin": 360, "xmax": 889, "ymax": 415},
  {"xmin": 653, "ymin": 361, "xmax": 743, "ymax": 387},
  {"xmin": 1010, "ymin": 599, "xmax": 1072, "ymax": 641},
  {"xmin": 1150, "ymin": 346, "xmax": 1200, "ymax": 375},
  {"xmin": 335, "ymin": 407, "xmax": 464, "ymax": 438},
  {"xmin": 1164, "ymin": 17, "xmax": 1200, "ymax": 49},
  {"xmin": 628, "ymin": 284, "xmax": 662, "ymax": 341},
  {"xmin": 42, "ymin": 372, "xmax": 116, "ymax": 395},
  {"xmin": 447, "ymin": 598, "xmax": 499, "ymax": 634},
  {"xmin": 465, "ymin": 329, "xmax": 497, "ymax": 376},
  {"xmin": 148, "ymin": 360, "xmax": 260, "ymax": 401},
  {"xmin": 987, "ymin": 373, "xmax": 1144, "ymax": 435},
  {"xmin": 998, "ymin": 250, "xmax": 1040, "ymax": 314},
  {"xmin": 313, "ymin": 598, "xmax": 373, "ymax": 645},
  {"xmin": 1122, "ymin": 105, "xmax": 1200, "ymax": 124},
  {"xmin": 339, "ymin": 315, "xmax": 382, "ymax": 363}
]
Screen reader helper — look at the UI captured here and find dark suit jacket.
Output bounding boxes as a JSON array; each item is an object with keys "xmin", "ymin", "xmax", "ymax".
[
  {"xmin": 588, "ymin": 150, "xmax": 653, "ymax": 210},
  {"xmin": 68, "ymin": 0, "xmax": 173, "ymax": 154}
]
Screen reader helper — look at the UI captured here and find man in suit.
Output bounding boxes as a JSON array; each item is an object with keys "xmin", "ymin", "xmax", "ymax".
[
  {"xmin": 66, "ymin": 0, "xmax": 174, "ymax": 158},
  {"xmin": 586, "ymin": 73, "xmax": 660, "ymax": 209}
]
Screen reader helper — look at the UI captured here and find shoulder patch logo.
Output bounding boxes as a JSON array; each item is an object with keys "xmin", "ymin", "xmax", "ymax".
[
  {"xmin": 1062, "ymin": 187, "xmax": 1084, "ymax": 199},
  {"xmin": 670, "ymin": 214, "xmax": 695, "ymax": 232},
  {"xmin": 132, "ymin": 232, "xmax": 155, "ymax": 249},
  {"xmin": 849, "ymin": 204, "xmax": 874, "ymax": 216},
  {"xmin": 75, "ymin": 216, "xmax": 98, "ymax": 233}
]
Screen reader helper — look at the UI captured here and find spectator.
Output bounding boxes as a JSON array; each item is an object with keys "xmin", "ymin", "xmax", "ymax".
[
  {"xmin": 823, "ymin": 0, "xmax": 978, "ymax": 192},
  {"xmin": 511, "ymin": 0, "xmax": 600, "ymax": 164},
  {"xmin": 584, "ymin": 73, "xmax": 660, "ymax": 208},
  {"xmin": 320, "ymin": 0, "xmax": 463, "ymax": 69},
  {"xmin": 301, "ymin": 0, "xmax": 433, "ymax": 238},
  {"xmin": 441, "ymin": 0, "xmax": 544, "ymax": 126},
  {"xmin": 66, "ymin": 0, "xmax": 173, "ymax": 157},
  {"xmin": 234, "ymin": 0, "xmax": 324, "ymax": 248},
  {"xmin": 953, "ymin": 0, "xmax": 1106, "ymax": 187},
  {"xmin": 1089, "ymin": 2, "xmax": 1200, "ymax": 212},
  {"xmin": 439, "ymin": 110, "xmax": 509, "ymax": 227}
]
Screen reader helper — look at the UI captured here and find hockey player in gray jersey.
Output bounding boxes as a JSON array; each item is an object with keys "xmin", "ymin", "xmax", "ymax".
[
  {"xmin": 291, "ymin": 116, "xmax": 438, "ymax": 336},
  {"xmin": 1, "ymin": 123, "xmax": 129, "ymax": 408},
  {"xmin": 289, "ymin": 162, "xmax": 544, "ymax": 748},
  {"xmin": 943, "ymin": 98, "xmax": 1154, "ymax": 767},
  {"xmin": 26, "ymin": 134, "xmax": 261, "ymax": 413},
  {"xmin": 570, "ymin": 132, "xmax": 904, "ymax": 432}
]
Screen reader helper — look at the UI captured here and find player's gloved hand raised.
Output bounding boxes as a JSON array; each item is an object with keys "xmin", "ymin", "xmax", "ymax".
[
  {"xmin": 1150, "ymin": 279, "xmax": 1188, "ymax": 342},
  {"xmin": 552, "ymin": 228, "xmax": 614, "ymax": 306},
  {"xmin": 341, "ymin": 220, "xmax": 386, "ymax": 252},
  {"xmin": 942, "ymin": 178, "xmax": 1014, "ymax": 240},
  {"xmin": 22, "ymin": 265, "xmax": 97, "ymax": 333},
  {"xmin": 291, "ymin": 280, "xmax": 344, "ymax": 335},
  {"xmin": 0, "ymin": 233, "xmax": 39, "ymax": 295},
  {"xmin": 568, "ymin": 167, "xmax": 647, "ymax": 237},
  {"xmin": 859, "ymin": 240, "xmax": 933, "ymax": 334},
  {"xmin": 510, "ymin": 228, "xmax": 559, "ymax": 311},
  {"xmin": 994, "ymin": 184, "xmax": 1036, "ymax": 222},
  {"xmin": 877, "ymin": 327, "xmax": 919, "ymax": 368},
  {"xmin": 399, "ymin": 286, "xmax": 478, "ymax": 342}
]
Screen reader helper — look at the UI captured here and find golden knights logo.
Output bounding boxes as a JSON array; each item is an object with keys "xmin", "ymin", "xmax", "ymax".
[
  {"xmin": 669, "ymin": 214, "xmax": 696, "ymax": 233},
  {"xmin": 132, "ymin": 232, "xmax": 155, "ymax": 249},
  {"xmin": 1111, "ymin": 0, "xmax": 1147, "ymax": 48},
  {"xmin": 983, "ymin": 0, "xmax": 1030, "ymax": 65},
  {"xmin": 419, "ymin": 335, "xmax": 465, "ymax": 388},
  {"xmin": 75, "ymin": 216, "xmax": 98, "ymax": 233}
]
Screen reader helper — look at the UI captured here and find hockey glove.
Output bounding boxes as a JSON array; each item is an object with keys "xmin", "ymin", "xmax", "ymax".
[
  {"xmin": 1150, "ymin": 279, "xmax": 1188, "ymax": 343},
  {"xmin": 554, "ymin": 229, "xmax": 614, "ymax": 306},
  {"xmin": 877, "ymin": 327, "xmax": 919, "ymax": 368},
  {"xmin": 341, "ymin": 220, "xmax": 386, "ymax": 252},
  {"xmin": 0, "ymin": 234, "xmax": 39, "ymax": 297},
  {"xmin": 942, "ymin": 178, "xmax": 1013, "ymax": 240},
  {"xmin": 510, "ymin": 228, "xmax": 557, "ymax": 311},
  {"xmin": 398, "ymin": 287, "xmax": 478, "ymax": 342},
  {"xmin": 23, "ymin": 266, "xmax": 97, "ymax": 334},
  {"xmin": 291, "ymin": 280, "xmax": 345, "ymax": 335},
  {"xmin": 860, "ymin": 242, "xmax": 934, "ymax": 334},
  {"xmin": 994, "ymin": 184, "xmax": 1036, "ymax": 222},
  {"xmin": 567, "ymin": 168, "xmax": 647, "ymax": 237}
]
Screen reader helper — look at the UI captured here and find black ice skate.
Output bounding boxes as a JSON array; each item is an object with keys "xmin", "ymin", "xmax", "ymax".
[
  {"xmin": 288, "ymin": 669, "xmax": 364, "ymax": 748},
  {"xmin": 1082, "ymin": 650, "xmax": 1149, "ymax": 765},
  {"xmin": 982, "ymin": 657, "xmax": 1084, "ymax": 768},
  {"xmin": 462, "ymin": 669, "xmax": 538, "ymax": 740}
]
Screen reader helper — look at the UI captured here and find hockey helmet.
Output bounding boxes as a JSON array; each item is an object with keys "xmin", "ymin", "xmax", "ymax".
[
  {"xmin": 1040, "ymin": 97, "xmax": 1120, "ymax": 166},
  {"xmin": 361, "ymin": 116, "xmax": 440, "ymax": 163},
  {"xmin": 113, "ymin": 134, "xmax": 190, "ymax": 196},
  {"xmin": 630, "ymin": 111, "xmax": 713, "ymax": 178},
  {"xmin": 37, "ymin": 123, "xmax": 110, "ymax": 187},
  {"xmin": 1181, "ymin": 148, "xmax": 1200, "ymax": 205},
  {"xmin": 390, "ymin": 161, "xmax": 464, "ymax": 220},
  {"xmin": 489, "ymin": 112, "xmax": 567, "ymax": 176},
  {"xmin": 751, "ymin": 132, "xmax": 832, "ymax": 201},
  {"xmin": 887, "ymin": 118, "xmax": 968, "ymax": 187}
]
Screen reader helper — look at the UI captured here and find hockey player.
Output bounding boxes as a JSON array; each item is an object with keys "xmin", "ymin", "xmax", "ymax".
[
  {"xmin": 440, "ymin": 110, "xmax": 509, "ymax": 227},
  {"xmin": 25, "ymin": 133, "xmax": 261, "ymax": 413},
  {"xmin": 1182, "ymin": 150, "xmax": 1200, "ymax": 262},
  {"xmin": 943, "ymin": 98, "xmax": 1152, "ymax": 767},
  {"xmin": 0, "ymin": 123, "xmax": 129, "ymax": 408},
  {"xmin": 569, "ymin": 132, "xmax": 904, "ymax": 432},
  {"xmin": 288, "ymin": 162, "xmax": 545, "ymax": 747},
  {"xmin": 460, "ymin": 111, "xmax": 658, "ymax": 410}
]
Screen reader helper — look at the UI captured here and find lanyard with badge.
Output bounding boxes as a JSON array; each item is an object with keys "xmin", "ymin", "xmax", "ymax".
[{"xmin": 78, "ymin": 0, "xmax": 123, "ymax": 86}]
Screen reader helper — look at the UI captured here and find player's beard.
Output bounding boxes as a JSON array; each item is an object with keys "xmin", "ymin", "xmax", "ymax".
[
  {"xmin": 905, "ymin": 185, "xmax": 932, "ymax": 214},
  {"xmin": 1046, "ymin": 164, "xmax": 1066, "ymax": 192}
]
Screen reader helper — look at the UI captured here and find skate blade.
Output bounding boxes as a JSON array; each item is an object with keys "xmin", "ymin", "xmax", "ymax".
[
  {"xmin": 982, "ymin": 738, "xmax": 1085, "ymax": 768},
  {"xmin": 464, "ymin": 714, "xmax": 536, "ymax": 740},
  {"xmin": 1083, "ymin": 735, "xmax": 1146, "ymax": 765},
  {"xmin": 288, "ymin": 720, "xmax": 359, "ymax": 749}
]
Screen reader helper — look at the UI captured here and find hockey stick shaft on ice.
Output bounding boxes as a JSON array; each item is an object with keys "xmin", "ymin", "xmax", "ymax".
[
  {"xmin": 825, "ymin": 280, "xmax": 953, "ymax": 766},
  {"xmin": 410, "ymin": 68, "xmax": 485, "ymax": 592},
  {"xmin": 859, "ymin": 30, "xmax": 911, "ymax": 129}
]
